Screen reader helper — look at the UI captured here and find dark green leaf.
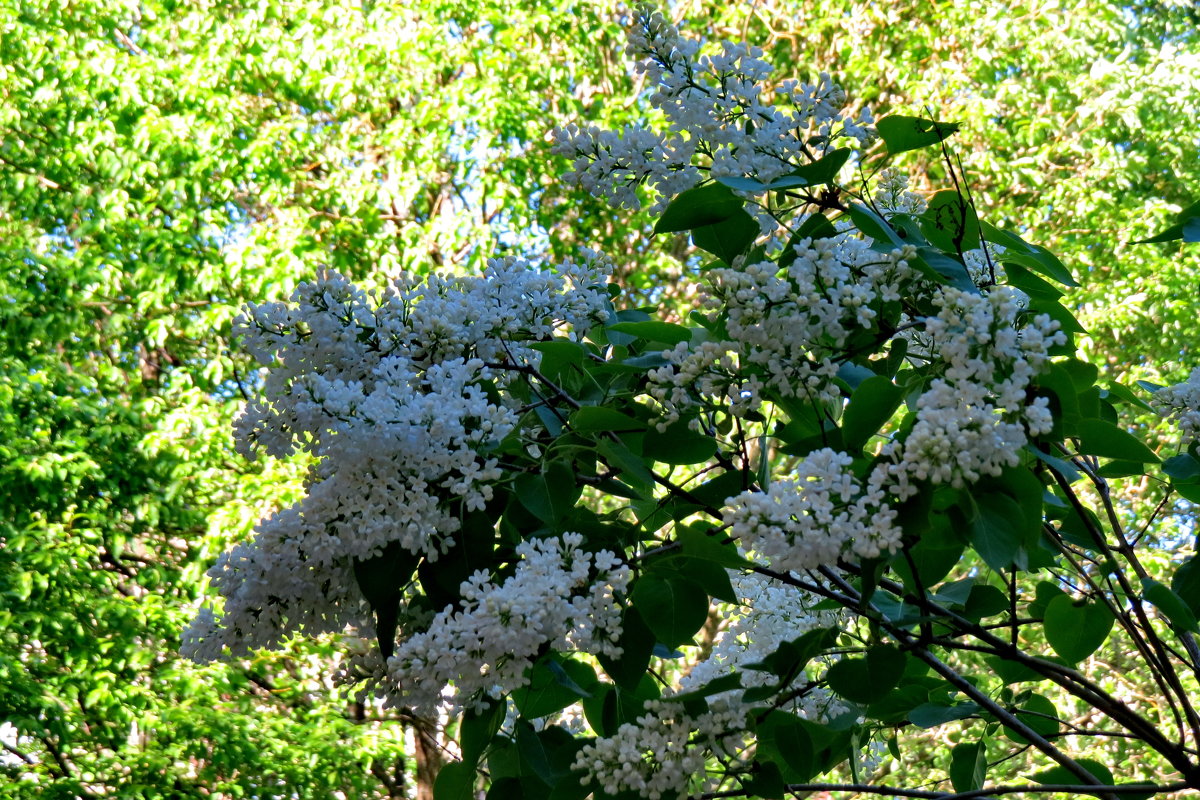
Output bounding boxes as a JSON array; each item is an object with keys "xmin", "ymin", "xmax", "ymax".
[
  {"xmin": 877, "ymin": 115, "xmax": 961, "ymax": 154},
  {"xmin": 1134, "ymin": 199, "xmax": 1200, "ymax": 243},
  {"xmin": 606, "ymin": 320, "xmax": 694, "ymax": 345},
  {"xmin": 847, "ymin": 202, "xmax": 904, "ymax": 248},
  {"xmin": 569, "ymin": 406, "xmax": 647, "ymax": 434},
  {"xmin": 662, "ymin": 672, "xmax": 742, "ymax": 703},
  {"xmin": 921, "ymin": 190, "xmax": 981, "ymax": 252},
  {"xmin": 1031, "ymin": 758, "xmax": 1114, "ymax": 787},
  {"xmin": 643, "ymin": 421, "xmax": 717, "ymax": 465},
  {"xmin": 841, "ymin": 375, "xmax": 903, "ymax": 454},
  {"xmin": 786, "ymin": 147, "xmax": 852, "ymax": 186},
  {"xmin": 907, "ymin": 701, "xmax": 980, "ymax": 728},
  {"xmin": 1005, "ymin": 693, "xmax": 1060, "ymax": 744},
  {"xmin": 984, "ymin": 655, "xmax": 1045, "ymax": 685},
  {"xmin": 460, "ymin": 698, "xmax": 506, "ymax": 765},
  {"xmin": 741, "ymin": 760, "xmax": 786, "ymax": 799},
  {"xmin": 597, "ymin": 607, "xmax": 655, "ymax": 691},
  {"xmin": 597, "ymin": 438, "xmax": 655, "ymax": 489},
  {"xmin": 691, "ymin": 210, "xmax": 760, "ymax": 263},
  {"xmin": 826, "ymin": 645, "xmax": 906, "ymax": 704},
  {"xmin": 1143, "ymin": 577, "xmax": 1199, "ymax": 633},
  {"xmin": 949, "ymin": 741, "xmax": 987, "ymax": 792},
  {"xmin": 678, "ymin": 523, "xmax": 755, "ymax": 570},
  {"xmin": 631, "ymin": 574, "xmax": 709, "ymax": 648},
  {"xmin": 744, "ymin": 628, "xmax": 838, "ymax": 682},
  {"xmin": 434, "ymin": 761, "xmax": 476, "ymax": 800},
  {"xmin": 1075, "ymin": 418, "xmax": 1159, "ymax": 463},
  {"xmin": 756, "ymin": 711, "xmax": 815, "ymax": 782},
  {"xmin": 515, "ymin": 461, "xmax": 581, "ymax": 523},
  {"xmin": 655, "ymin": 182, "xmax": 744, "ymax": 233},
  {"xmin": 1173, "ymin": 557, "xmax": 1200, "ymax": 617},
  {"xmin": 981, "ymin": 221, "xmax": 1078, "ymax": 286},
  {"xmin": 968, "ymin": 492, "xmax": 1025, "ymax": 571},
  {"xmin": 1043, "ymin": 595, "xmax": 1114, "ymax": 663},
  {"xmin": 964, "ymin": 584, "xmax": 1009, "ymax": 620},
  {"xmin": 1164, "ymin": 453, "xmax": 1200, "ymax": 482}
]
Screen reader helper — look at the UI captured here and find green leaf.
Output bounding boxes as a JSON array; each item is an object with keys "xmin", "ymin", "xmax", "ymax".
[
  {"xmin": 980, "ymin": 221, "xmax": 1078, "ymax": 286},
  {"xmin": 655, "ymin": 182, "xmax": 744, "ymax": 233},
  {"xmin": 513, "ymin": 658, "xmax": 594, "ymax": 719},
  {"xmin": 661, "ymin": 672, "xmax": 742, "ymax": 703},
  {"xmin": 756, "ymin": 711, "xmax": 815, "ymax": 782},
  {"xmin": 569, "ymin": 406, "xmax": 647, "ymax": 434},
  {"xmin": 877, "ymin": 115, "xmax": 961, "ymax": 154},
  {"xmin": 1005, "ymin": 693, "xmax": 1060, "ymax": 744},
  {"xmin": 893, "ymin": 516, "xmax": 964, "ymax": 593},
  {"xmin": 1141, "ymin": 577, "xmax": 1199, "ymax": 633},
  {"xmin": 1030, "ymin": 758, "xmax": 1114, "ymax": 787},
  {"xmin": 826, "ymin": 645, "xmax": 906, "ymax": 704},
  {"xmin": 691, "ymin": 210, "xmax": 760, "ymax": 263},
  {"xmin": 984, "ymin": 654, "xmax": 1045, "ymax": 685},
  {"xmin": 949, "ymin": 741, "xmax": 987, "ymax": 792},
  {"xmin": 530, "ymin": 341, "xmax": 585, "ymax": 382},
  {"xmin": 643, "ymin": 420, "xmax": 717, "ymax": 465},
  {"xmin": 1075, "ymin": 418, "xmax": 1159, "ymax": 463},
  {"xmin": 515, "ymin": 461, "xmax": 581, "ymax": 523},
  {"xmin": 460, "ymin": 699, "xmax": 506, "ymax": 766},
  {"xmin": 630, "ymin": 574, "xmax": 709, "ymax": 648},
  {"xmin": 515, "ymin": 722, "xmax": 584, "ymax": 790},
  {"xmin": 434, "ymin": 761, "xmax": 476, "ymax": 800},
  {"xmin": 741, "ymin": 760, "xmax": 786, "ymax": 799},
  {"xmin": 964, "ymin": 584, "xmax": 1009, "ymax": 620},
  {"xmin": 907, "ymin": 701, "xmax": 980, "ymax": 728},
  {"xmin": 921, "ymin": 189, "xmax": 981, "ymax": 252},
  {"xmin": 596, "ymin": 437, "xmax": 655, "ymax": 489},
  {"xmin": 968, "ymin": 492, "xmax": 1025, "ymax": 571},
  {"xmin": 678, "ymin": 524, "xmax": 755, "ymax": 570},
  {"xmin": 597, "ymin": 607, "xmax": 655, "ymax": 691},
  {"xmin": 913, "ymin": 247, "xmax": 979, "ymax": 291},
  {"xmin": 1164, "ymin": 453, "xmax": 1200, "ymax": 483},
  {"xmin": 841, "ymin": 375, "xmax": 903, "ymax": 454},
  {"xmin": 787, "ymin": 147, "xmax": 852, "ymax": 186},
  {"xmin": 1172, "ymin": 557, "xmax": 1200, "ymax": 617},
  {"xmin": 352, "ymin": 541, "xmax": 421, "ymax": 659},
  {"xmin": 744, "ymin": 628, "xmax": 838, "ymax": 682},
  {"xmin": 1043, "ymin": 594, "xmax": 1114, "ymax": 663},
  {"xmin": 847, "ymin": 202, "xmax": 904, "ymax": 248},
  {"xmin": 606, "ymin": 320, "xmax": 694, "ymax": 345}
]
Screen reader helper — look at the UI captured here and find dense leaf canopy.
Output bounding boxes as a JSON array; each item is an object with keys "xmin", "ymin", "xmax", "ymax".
[{"xmin": 1, "ymin": 0, "xmax": 1197, "ymax": 797}]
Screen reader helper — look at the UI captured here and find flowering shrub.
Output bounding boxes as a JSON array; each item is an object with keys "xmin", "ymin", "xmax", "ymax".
[{"xmin": 188, "ymin": 5, "xmax": 1200, "ymax": 799}]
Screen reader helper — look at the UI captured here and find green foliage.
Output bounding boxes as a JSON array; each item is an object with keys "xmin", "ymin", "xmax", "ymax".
[{"xmin": 4, "ymin": 0, "xmax": 1200, "ymax": 797}]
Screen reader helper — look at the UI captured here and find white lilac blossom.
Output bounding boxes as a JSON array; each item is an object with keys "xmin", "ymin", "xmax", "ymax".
[
  {"xmin": 575, "ymin": 573, "xmax": 852, "ymax": 799},
  {"xmin": 552, "ymin": 4, "xmax": 874, "ymax": 216},
  {"xmin": 873, "ymin": 167, "xmax": 928, "ymax": 216},
  {"xmin": 573, "ymin": 698, "xmax": 746, "ymax": 800},
  {"xmin": 725, "ymin": 448, "xmax": 902, "ymax": 571},
  {"xmin": 183, "ymin": 256, "xmax": 612, "ymax": 663},
  {"xmin": 646, "ymin": 239, "xmax": 918, "ymax": 427},
  {"xmin": 382, "ymin": 534, "xmax": 630, "ymax": 715},
  {"xmin": 1154, "ymin": 367, "xmax": 1200, "ymax": 442},
  {"xmin": 885, "ymin": 286, "xmax": 1064, "ymax": 498},
  {"xmin": 680, "ymin": 573, "xmax": 850, "ymax": 723}
]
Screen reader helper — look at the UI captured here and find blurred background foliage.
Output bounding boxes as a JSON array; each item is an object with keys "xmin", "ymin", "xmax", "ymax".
[{"xmin": 0, "ymin": 0, "xmax": 1196, "ymax": 797}]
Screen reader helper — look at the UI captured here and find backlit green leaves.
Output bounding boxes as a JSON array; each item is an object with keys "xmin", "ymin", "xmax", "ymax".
[{"xmin": 1135, "ymin": 199, "xmax": 1200, "ymax": 244}]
